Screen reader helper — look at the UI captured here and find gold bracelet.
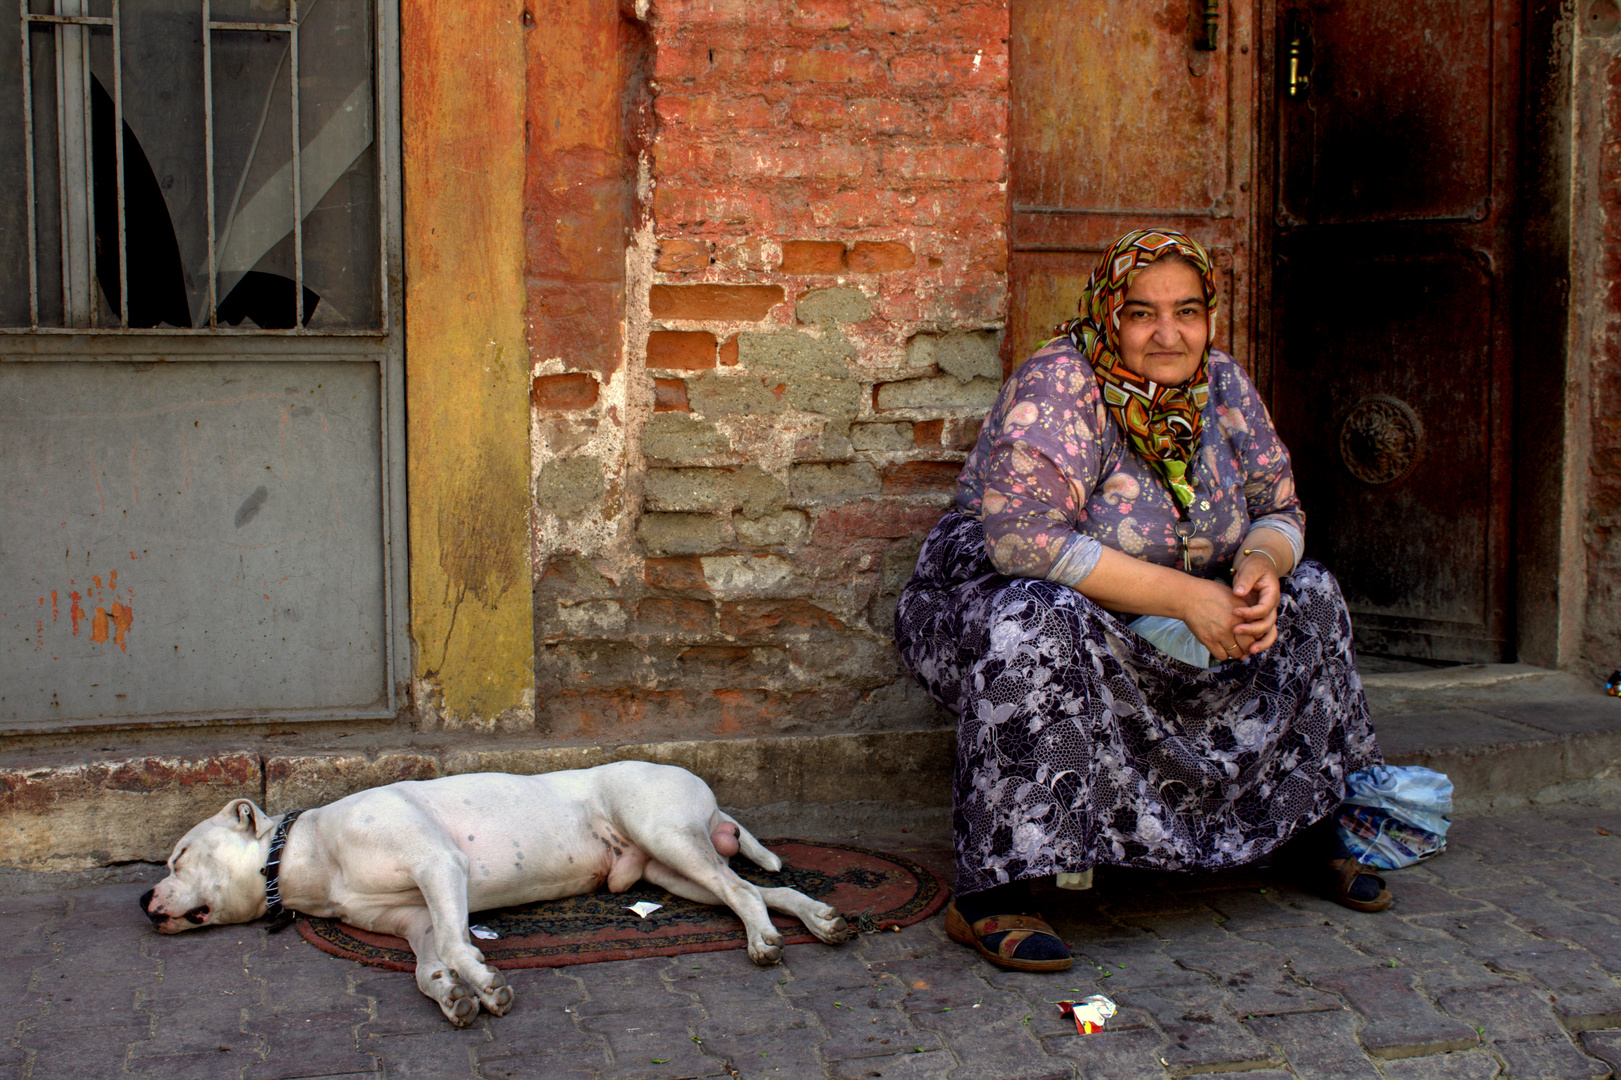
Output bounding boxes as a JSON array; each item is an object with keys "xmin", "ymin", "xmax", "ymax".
[{"xmin": 1241, "ymin": 547, "xmax": 1280, "ymax": 573}]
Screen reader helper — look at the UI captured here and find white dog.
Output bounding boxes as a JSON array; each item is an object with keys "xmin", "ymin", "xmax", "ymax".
[{"xmin": 141, "ymin": 761, "xmax": 853, "ymax": 1025}]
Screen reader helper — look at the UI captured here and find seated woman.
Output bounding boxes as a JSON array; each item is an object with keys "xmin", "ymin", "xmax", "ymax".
[{"xmin": 894, "ymin": 229, "xmax": 1387, "ymax": 974}]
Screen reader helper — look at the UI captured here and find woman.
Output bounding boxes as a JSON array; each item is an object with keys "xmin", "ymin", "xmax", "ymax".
[{"xmin": 894, "ymin": 229, "xmax": 1386, "ymax": 973}]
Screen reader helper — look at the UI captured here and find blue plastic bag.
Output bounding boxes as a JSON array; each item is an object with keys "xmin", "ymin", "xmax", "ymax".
[{"xmin": 1335, "ymin": 765, "xmax": 1453, "ymax": 870}]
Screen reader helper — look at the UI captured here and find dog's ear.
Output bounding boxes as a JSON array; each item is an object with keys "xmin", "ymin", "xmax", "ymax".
[{"xmin": 221, "ymin": 798, "xmax": 260, "ymax": 834}]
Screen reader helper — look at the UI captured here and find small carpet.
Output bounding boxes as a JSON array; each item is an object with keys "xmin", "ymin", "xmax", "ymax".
[{"xmin": 296, "ymin": 839, "xmax": 948, "ymax": 971}]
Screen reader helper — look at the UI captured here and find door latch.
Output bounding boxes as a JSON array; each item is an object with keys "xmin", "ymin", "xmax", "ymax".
[
  {"xmin": 1195, "ymin": 0, "xmax": 1219, "ymax": 50},
  {"xmin": 1286, "ymin": 13, "xmax": 1312, "ymax": 97}
]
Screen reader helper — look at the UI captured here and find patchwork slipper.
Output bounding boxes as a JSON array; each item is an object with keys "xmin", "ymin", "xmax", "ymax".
[
  {"xmin": 1324, "ymin": 857, "xmax": 1393, "ymax": 913},
  {"xmin": 944, "ymin": 900, "xmax": 1073, "ymax": 972}
]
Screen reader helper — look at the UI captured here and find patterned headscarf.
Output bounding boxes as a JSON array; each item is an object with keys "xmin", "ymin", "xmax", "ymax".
[{"xmin": 1063, "ymin": 229, "xmax": 1218, "ymax": 510}]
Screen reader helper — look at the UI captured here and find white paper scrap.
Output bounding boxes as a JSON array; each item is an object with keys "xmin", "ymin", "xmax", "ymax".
[
  {"xmin": 469, "ymin": 925, "xmax": 499, "ymax": 940},
  {"xmin": 627, "ymin": 902, "xmax": 663, "ymax": 919}
]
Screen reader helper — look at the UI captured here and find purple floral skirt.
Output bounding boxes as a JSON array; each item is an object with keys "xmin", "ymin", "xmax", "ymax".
[{"xmin": 894, "ymin": 511, "xmax": 1381, "ymax": 897}]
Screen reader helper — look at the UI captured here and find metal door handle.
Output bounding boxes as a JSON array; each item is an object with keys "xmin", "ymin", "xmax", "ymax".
[
  {"xmin": 1196, "ymin": 0, "xmax": 1219, "ymax": 50},
  {"xmin": 1286, "ymin": 13, "xmax": 1312, "ymax": 97}
]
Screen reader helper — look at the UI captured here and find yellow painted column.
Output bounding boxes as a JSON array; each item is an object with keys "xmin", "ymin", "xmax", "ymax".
[{"xmin": 401, "ymin": 1, "xmax": 534, "ymax": 726}]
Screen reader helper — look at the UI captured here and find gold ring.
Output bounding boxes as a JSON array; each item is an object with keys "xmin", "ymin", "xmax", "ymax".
[{"xmin": 1226, "ymin": 644, "xmax": 1239, "ymax": 655}]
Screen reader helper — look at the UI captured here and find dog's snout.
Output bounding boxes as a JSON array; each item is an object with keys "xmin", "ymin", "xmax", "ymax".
[{"xmin": 138, "ymin": 888, "xmax": 165, "ymax": 925}]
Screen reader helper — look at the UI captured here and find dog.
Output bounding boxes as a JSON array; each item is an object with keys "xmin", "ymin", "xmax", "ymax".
[{"xmin": 140, "ymin": 761, "xmax": 854, "ymax": 1025}]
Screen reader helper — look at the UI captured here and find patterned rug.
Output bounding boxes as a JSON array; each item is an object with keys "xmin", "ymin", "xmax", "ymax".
[{"xmin": 296, "ymin": 839, "xmax": 949, "ymax": 971}]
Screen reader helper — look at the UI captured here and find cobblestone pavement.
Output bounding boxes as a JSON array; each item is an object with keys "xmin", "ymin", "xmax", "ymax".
[{"xmin": 3, "ymin": 800, "xmax": 1619, "ymax": 1080}]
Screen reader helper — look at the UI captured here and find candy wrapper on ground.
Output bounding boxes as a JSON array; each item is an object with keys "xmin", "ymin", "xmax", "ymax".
[
  {"xmin": 1606, "ymin": 670, "xmax": 1621, "ymax": 696},
  {"xmin": 1336, "ymin": 765, "xmax": 1452, "ymax": 870},
  {"xmin": 1058, "ymin": 995, "xmax": 1117, "ymax": 1034}
]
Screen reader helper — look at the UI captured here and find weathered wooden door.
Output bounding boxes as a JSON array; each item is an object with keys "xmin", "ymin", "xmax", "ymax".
[
  {"xmin": 1008, "ymin": 0, "xmax": 1258, "ymax": 371},
  {"xmin": 1268, "ymin": 0, "xmax": 1518, "ymax": 662}
]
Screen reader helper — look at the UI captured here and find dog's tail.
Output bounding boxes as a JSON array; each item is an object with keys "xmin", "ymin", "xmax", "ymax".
[{"xmin": 718, "ymin": 811, "xmax": 782, "ymax": 873}]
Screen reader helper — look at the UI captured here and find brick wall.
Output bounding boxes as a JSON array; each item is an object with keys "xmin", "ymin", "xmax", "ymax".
[{"xmin": 524, "ymin": 0, "xmax": 1010, "ymax": 738}]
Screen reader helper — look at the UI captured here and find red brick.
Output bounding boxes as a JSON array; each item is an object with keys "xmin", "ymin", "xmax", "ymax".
[
  {"xmin": 847, "ymin": 241, "xmax": 915, "ymax": 273},
  {"xmin": 861, "ymin": 3, "xmax": 932, "ymax": 32},
  {"xmin": 890, "ymin": 50, "xmax": 1008, "ymax": 90},
  {"xmin": 654, "ymin": 93, "xmax": 774, "ymax": 131},
  {"xmin": 815, "ymin": 500, "xmax": 946, "ymax": 541},
  {"xmin": 912, "ymin": 419, "xmax": 944, "ymax": 447},
  {"xmin": 654, "ymin": 377, "xmax": 690, "ymax": 412},
  {"xmin": 644, "ymin": 556, "xmax": 708, "ymax": 590},
  {"xmin": 728, "ymin": 145, "xmax": 875, "ymax": 180},
  {"xmin": 789, "ymin": 0, "xmax": 854, "ymax": 30},
  {"xmin": 531, "ymin": 373, "xmax": 600, "ymax": 411},
  {"xmin": 718, "ymin": 334, "xmax": 740, "ymax": 366},
  {"xmin": 648, "ymin": 330, "xmax": 718, "ymax": 370},
  {"xmin": 780, "ymin": 240, "xmax": 847, "ymax": 273},
  {"xmin": 655, "ymin": 239, "xmax": 712, "ymax": 273},
  {"xmin": 719, "ymin": 600, "xmax": 848, "ymax": 638},
  {"xmin": 637, "ymin": 596, "xmax": 715, "ymax": 634},
  {"xmin": 769, "ymin": 48, "xmax": 887, "ymax": 84},
  {"xmin": 878, "ymin": 146, "xmax": 1005, "ymax": 182},
  {"xmin": 529, "ymin": 279, "xmax": 625, "ymax": 374},
  {"xmin": 881, "ymin": 460, "xmax": 962, "ymax": 495},
  {"xmin": 649, "ymin": 284, "xmax": 786, "ymax": 321},
  {"xmin": 789, "ymin": 96, "xmax": 925, "ymax": 136}
]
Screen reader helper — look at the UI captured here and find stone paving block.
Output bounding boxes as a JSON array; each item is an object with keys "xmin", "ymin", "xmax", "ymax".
[
  {"xmin": 1417, "ymin": 850, "xmax": 1536, "ymax": 894},
  {"xmin": 571, "ymin": 957, "xmax": 694, "ymax": 1012},
  {"xmin": 1309, "ymin": 969, "xmax": 1479, "ymax": 1058},
  {"xmin": 827, "ymin": 1048, "xmax": 957, "ymax": 1079},
  {"xmin": 1483, "ymin": 943, "xmax": 1621, "ymax": 997},
  {"xmin": 22, "ymin": 1038, "xmax": 137, "ymax": 1080},
  {"xmin": 697, "ymin": 1025, "xmax": 826, "ymax": 1079},
  {"xmin": 1066, "ymin": 937, "xmax": 1208, "ymax": 990},
  {"xmin": 367, "ymin": 1031, "xmax": 487, "ymax": 1079},
  {"xmin": 1385, "ymin": 882, "xmax": 1491, "ymax": 916},
  {"xmin": 260, "ymin": 959, "xmax": 375, "ymax": 1016},
  {"xmin": 129, "ymin": 1017, "xmax": 261, "ymax": 1059},
  {"xmin": 1040, "ymin": 1025, "xmax": 1167, "ymax": 1080},
  {"xmin": 1379, "ymin": 1049, "xmax": 1504, "ymax": 1080},
  {"xmin": 914, "ymin": 1006, "xmax": 1068, "ymax": 1080},
  {"xmin": 576, "ymin": 1005, "xmax": 721, "ymax": 1079},
  {"xmin": 667, "ymin": 952, "xmax": 800, "ymax": 1022},
  {"xmin": 481, "ymin": 1057, "xmax": 600, "ymax": 1080},
  {"xmin": 1578, "ymin": 1029, "xmax": 1621, "ymax": 1074},
  {"xmin": 1202, "ymin": 888, "xmax": 1324, "ymax": 932},
  {"xmin": 1244, "ymin": 1009, "xmax": 1385, "ymax": 1079},
  {"xmin": 0, "ymin": 955, "xmax": 52, "ymax": 1006},
  {"xmin": 1126, "ymin": 985, "xmax": 1283, "ymax": 1072},
  {"xmin": 1439, "ymin": 984, "xmax": 1611, "ymax": 1079},
  {"xmin": 353, "ymin": 974, "xmax": 481, "ymax": 1037},
  {"xmin": 1411, "ymin": 911, "xmax": 1549, "ymax": 957},
  {"xmin": 125, "ymin": 1049, "xmax": 263, "ymax": 1080},
  {"xmin": 1237, "ymin": 925, "xmax": 1375, "ymax": 977},
  {"xmin": 243, "ymin": 1012, "xmax": 377, "ymax": 1080}
]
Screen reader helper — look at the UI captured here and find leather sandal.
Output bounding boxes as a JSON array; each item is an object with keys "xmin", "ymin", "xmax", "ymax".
[
  {"xmin": 1324, "ymin": 857, "xmax": 1393, "ymax": 912},
  {"xmin": 944, "ymin": 900, "xmax": 1073, "ymax": 972}
]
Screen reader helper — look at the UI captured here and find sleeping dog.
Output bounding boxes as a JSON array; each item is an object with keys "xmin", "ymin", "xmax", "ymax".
[{"xmin": 140, "ymin": 761, "xmax": 853, "ymax": 1025}]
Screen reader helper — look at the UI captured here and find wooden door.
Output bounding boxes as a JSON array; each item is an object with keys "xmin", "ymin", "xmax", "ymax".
[
  {"xmin": 1008, "ymin": 0, "xmax": 1258, "ymax": 372},
  {"xmin": 1268, "ymin": 0, "xmax": 1518, "ymax": 662}
]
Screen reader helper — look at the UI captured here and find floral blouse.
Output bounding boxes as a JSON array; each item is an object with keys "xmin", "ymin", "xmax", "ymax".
[{"xmin": 955, "ymin": 338, "xmax": 1304, "ymax": 584}]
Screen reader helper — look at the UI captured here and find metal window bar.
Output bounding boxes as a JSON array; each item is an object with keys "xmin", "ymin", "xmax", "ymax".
[{"xmin": 12, "ymin": 1, "xmax": 389, "ymax": 336}]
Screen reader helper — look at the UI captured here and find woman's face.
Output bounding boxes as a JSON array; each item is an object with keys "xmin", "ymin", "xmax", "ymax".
[{"xmin": 1115, "ymin": 259, "xmax": 1209, "ymax": 385}]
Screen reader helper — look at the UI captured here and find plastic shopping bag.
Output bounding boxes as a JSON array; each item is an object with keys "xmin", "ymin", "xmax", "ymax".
[{"xmin": 1335, "ymin": 765, "xmax": 1453, "ymax": 870}]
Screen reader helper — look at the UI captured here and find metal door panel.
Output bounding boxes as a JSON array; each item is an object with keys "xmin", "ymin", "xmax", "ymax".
[
  {"xmin": 1271, "ymin": 0, "xmax": 1518, "ymax": 662},
  {"xmin": 1012, "ymin": 0, "xmax": 1232, "ymax": 214},
  {"xmin": 1273, "ymin": 251, "xmax": 1494, "ymax": 634},
  {"xmin": 1278, "ymin": 0, "xmax": 1493, "ymax": 225},
  {"xmin": 1009, "ymin": 0, "xmax": 1258, "ymax": 373},
  {"xmin": 0, "ymin": 360, "xmax": 390, "ymax": 725}
]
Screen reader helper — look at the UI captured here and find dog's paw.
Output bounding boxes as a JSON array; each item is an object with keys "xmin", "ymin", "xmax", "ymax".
[
  {"xmin": 478, "ymin": 969, "xmax": 514, "ymax": 1017},
  {"xmin": 805, "ymin": 904, "xmax": 857, "ymax": 945},
  {"xmin": 434, "ymin": 968, "xmax": 481, "ymax": 1027},
  {"xmin": 748, "ymin": 931, "xmax": 785, "ymax": 966}
]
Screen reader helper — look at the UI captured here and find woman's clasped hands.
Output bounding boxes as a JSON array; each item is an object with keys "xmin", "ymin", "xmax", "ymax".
[{"xmin": 1182, "ymin": 551, "xmax": 1282, "ymax": 662}]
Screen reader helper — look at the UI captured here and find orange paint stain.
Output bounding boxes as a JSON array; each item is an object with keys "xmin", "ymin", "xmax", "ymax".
[
  {"xmin": 69, "ymin": 592, "xmax": 84, "ymax": 635},
  {"xmin": 92, "ymin": 574, "xmax": 102, "ymax": 591},
  {"xmin": 91, "ymin": 606, "xmax": 108, "ymax": 644},
  {"xmin": 50, "ymin": 590, "xmax": 58, "ymax": 623},
  {"xmin": 110, "ymin": 602, "xmax": 133, "ymax": 651},
  {"xmin": 108, "ymin": 570, "xmax": 117, "ymax": 590}
]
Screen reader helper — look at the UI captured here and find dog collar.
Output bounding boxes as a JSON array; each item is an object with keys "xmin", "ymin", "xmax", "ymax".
[{"xmin": 261, "ymin": 809, "xmax": 303, "ymax": 932}]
